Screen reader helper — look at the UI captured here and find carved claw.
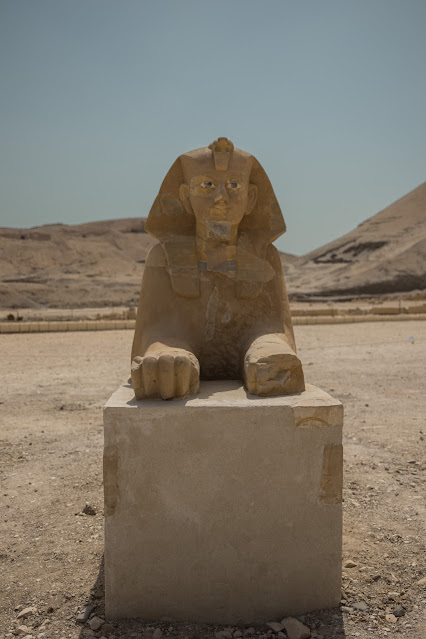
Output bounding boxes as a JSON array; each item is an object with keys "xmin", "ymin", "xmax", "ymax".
[{"xmin": 131, "ymin": 349, "xmax": 200, "ymax": 400}]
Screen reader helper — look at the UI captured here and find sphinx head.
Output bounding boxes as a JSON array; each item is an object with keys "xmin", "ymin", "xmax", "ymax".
[
  {"xmin": 178, "ymin": 138, "xmax": 258, "ymax": 242},
  {"xmin": 145, "ymin": 137, "xmax": 286, "ymax": 255}
]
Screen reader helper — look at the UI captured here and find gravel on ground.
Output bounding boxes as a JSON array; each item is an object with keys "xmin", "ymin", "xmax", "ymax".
[{"xmin": 1, "ymin": 321, "xmax": 425, "ymax": 638}]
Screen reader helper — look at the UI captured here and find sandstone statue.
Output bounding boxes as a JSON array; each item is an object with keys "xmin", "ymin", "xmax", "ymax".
[{"xmin": 131, "ymin": 138, "xmax": 304, "ymax": 399}]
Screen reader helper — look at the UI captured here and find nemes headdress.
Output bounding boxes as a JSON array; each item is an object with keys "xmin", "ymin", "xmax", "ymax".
[{"xmin": 145, "ymin": 138, "xmax": 286, "ymax": 298}]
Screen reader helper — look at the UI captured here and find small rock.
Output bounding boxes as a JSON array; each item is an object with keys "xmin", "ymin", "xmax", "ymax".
[
  {"xmin": 341, "ymin": 606, "xmax": 353, "ymax": 613},
  {"xmin": 215, "ymin": 631, "xmax": 233, "ymax": 639},
  {"xmin": 15, "ymin": 627, "xmax": 30, "ymax": 636},
  {"xmin": 277, "ymin": 633, "xmax": 286, "ymax": 639},
  {"xmin": 88, "ymin": 616, "xmax": 104, "ymax": 631},
  {"xmin": 344, "ymin": 560, "xmax": 357, "ymax": 568},
  {"xmin": 244, "ymin": 628, "xmax": 255, "ymax": 636},
  {"xmin": 234, "ymin": 632, "xmax": 243, "ymax": 638},
  {"xmin": 393, "ymin": 605, "xmax": 405, "ymax": 617},
  {"xmin": 82, "ymin": 503, "xmax": 96, "ymax": 515},
  {"xmin": 17, "ymin": 608, "xmax": 36, "ymax": 620},
  {"xmin": 266, "ymin": 623, "xmax": 284, "ymax": 633},
  {"xmin": 101, "ymin": 623, "xmax": 115, "ymax": 633},
  {"xmin": 416, "ymin": 576, "xmax": 426, "ymax": 587},
  {"xmin": 352, "ymin": 600, "xmax": 368, "ymax": 612},
  {"xmin": 153, "ymin": 629, "xmax": 162, "ymax": 639},
  {"xmin": 387, "ymin": 591, "xmax": 400, "ymax": 600},
  {"xmin": 76, "ymin": 605, "xmax": 94, "ymax": 623},
  {"xmin": 281, "ymin": 617, "xmax": 311, "ymax": 639},
  {"xmin": 385, "ymin": 614, "xmax": 398, "ymax": 624}
]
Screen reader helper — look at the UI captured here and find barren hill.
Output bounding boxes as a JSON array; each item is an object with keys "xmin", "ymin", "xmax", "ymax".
[
  {"xmin": 0, "ymin": 218, "xmax": 154, "ymax": 308},
  {"xmin": 2, "ymin": 181, "xmax": 425, "ymax": 309},
  {"xmin": 286, "ymin": 181, "xmax": 426, "ymax": 297},
  {"xmin": 0, "ymin": 218, "xmax": 297, "ymax": 308}
]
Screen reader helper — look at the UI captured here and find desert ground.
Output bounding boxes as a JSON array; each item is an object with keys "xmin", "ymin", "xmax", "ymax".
[{"xmin": 1, "ymin": 321, "xmax": 425, "ymax": 639}]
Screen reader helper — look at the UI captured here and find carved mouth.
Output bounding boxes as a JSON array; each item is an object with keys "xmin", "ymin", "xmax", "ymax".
[{"xmin": 210, "ymin": 204, "xmax": 227, "ymax": 218}]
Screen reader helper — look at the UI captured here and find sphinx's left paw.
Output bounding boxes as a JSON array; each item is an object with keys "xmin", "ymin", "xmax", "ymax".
[{"xmin": 244, "ymin": 344, "xmax": 305, "ymax": 396}]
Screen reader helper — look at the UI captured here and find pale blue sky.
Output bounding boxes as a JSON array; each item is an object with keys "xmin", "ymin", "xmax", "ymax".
[{"xmin": 1, "ymin": 0, "xmax": 425, "ymax": 255}]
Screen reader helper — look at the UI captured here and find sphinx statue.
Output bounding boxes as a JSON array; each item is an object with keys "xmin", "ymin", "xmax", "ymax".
[{"xmin": 131, "ymin": 138, "xmax": 305, "ymax": 399}]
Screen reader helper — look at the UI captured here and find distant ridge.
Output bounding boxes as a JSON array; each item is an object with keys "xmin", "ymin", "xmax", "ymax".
[
  {"xmin": 285, "ymin": 181, "xmax": 426, "ymax": 297},
  {"xmin": 1, "ymin": 180, "xmax": 425, "ymax": 309},
  {"xmin": 0, "ymin": 218, "xmax": 154, "ymax": 308}
]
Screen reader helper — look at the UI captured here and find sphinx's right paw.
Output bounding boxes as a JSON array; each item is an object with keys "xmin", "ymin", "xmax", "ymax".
[{"xmin": 131, "ymin": 349, "xmax": 200, "ymax": 400}]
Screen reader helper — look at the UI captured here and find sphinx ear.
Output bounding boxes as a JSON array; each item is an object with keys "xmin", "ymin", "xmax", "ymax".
[
  {"xmin": 245, "ymin": 183, "xmax": 258, "ymax": 216},
  {"xmin": 179, "ymin": 184, "xmax": 193, "ymax": 215}
]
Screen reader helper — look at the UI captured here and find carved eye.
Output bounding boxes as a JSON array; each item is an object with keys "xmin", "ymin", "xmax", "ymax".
[
  {"xmin": 201, "ymin": 180, "xmax": 215, "ymax": 190},
  {"xmin": 228, "ymin": 180, "xmax": 240, "ymax": 190}
]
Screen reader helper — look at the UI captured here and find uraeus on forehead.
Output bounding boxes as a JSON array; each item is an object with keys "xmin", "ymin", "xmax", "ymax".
[{"xmin": 180, "ymin": 141, "xmax": 253, "ymax": 183}]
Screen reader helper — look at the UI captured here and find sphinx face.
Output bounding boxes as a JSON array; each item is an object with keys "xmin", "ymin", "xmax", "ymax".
[
  {"xmin": 189, "ymin": 171, "xmax": 249, "ymax": 224},
  {"xmin": 179, "ymin": 170, "xmax": 257, "ymax": 242}
]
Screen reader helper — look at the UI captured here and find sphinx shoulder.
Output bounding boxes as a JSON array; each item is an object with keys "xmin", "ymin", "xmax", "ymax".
[
  {"xmin": 266, "ymin": 244, "xmax": 282, "ymax": 271},
  {"xmin": 146, "ymin": 242, "xmax": 167, "ymax": 267}
]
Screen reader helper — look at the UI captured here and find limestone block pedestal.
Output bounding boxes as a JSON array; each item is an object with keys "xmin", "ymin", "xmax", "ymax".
[{"xmin": 103, "ymin": 382, "xmax": 343, "ymax": 624}]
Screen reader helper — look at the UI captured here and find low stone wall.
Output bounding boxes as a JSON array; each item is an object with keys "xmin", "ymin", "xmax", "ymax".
[
  {"xmin": 1, "ymin": 314, "xmax": 425, "ymax": 334},
  {"xmin": 0, "ymin": 319, "xmax": 136, "ymax": 333},
  {"xmin": 293, "ymin": 313, "xmax": 426, "ymax": 325}
]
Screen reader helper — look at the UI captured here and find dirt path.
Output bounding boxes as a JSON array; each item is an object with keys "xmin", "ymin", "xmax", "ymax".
[{"xmin": 1, "ymin": 322, "xmax": 425, "ymax": 639}]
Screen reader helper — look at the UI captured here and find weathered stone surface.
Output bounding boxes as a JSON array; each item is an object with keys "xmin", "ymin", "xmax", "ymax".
[
  {"xmin": 319, "ymin": 444, "xmax": 343, "ymax": 504},
  {"xmin": 101, "ymin": 623, "xmax": 115, "ymax": 633},
  {"xmin": 82, "ymin": 503, "xmax": 96, "ymax": 516},
  {"xmin": 88, "ymin": 616, "xmax": 104, "ymax": 631},
  {"xmin": 76, "ymin": 605, "xmax": 93, "ymax": 624},
  {"xmin": 280, "ymin": 617, "xmax": 311, "ymax": 639},
  {"xmin": 104, "ymin": 381, "xmax": 342, "ymax": 623},
  {"xmin": 16, "ymin": 608, "xmax": 36, "ymax": 620},
  {"xmin": 131, "ymin": 138, "xmax": 304, "ymax": 400},
  {"xmin": 266, "ymin": 622, "xmax": 284, "ymax": 633}
]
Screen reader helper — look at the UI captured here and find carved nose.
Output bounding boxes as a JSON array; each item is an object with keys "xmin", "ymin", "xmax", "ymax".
[{"xmin": 214, "ymin": 184, "xmax": 229, "ymax": 203}]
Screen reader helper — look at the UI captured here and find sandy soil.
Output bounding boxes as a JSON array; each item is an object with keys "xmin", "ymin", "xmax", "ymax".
[{"xmin": 1, "ymin": 322, "xmax": 425, "ymax": 639}]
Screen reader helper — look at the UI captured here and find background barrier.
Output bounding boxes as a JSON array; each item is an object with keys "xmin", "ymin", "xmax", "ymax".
[{"xmin": 1, "ymin": 315, "xmax": 425, "ymax": 333}]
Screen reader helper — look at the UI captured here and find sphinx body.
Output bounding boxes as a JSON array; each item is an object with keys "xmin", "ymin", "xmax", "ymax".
[{"xmin": 131, "ymin": 138, "xmax": 305, "ymax": 399}]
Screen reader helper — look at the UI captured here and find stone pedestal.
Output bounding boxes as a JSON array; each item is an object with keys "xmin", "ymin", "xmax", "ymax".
[{"xmin": 103, "ymin": 382, "xmax": 343, "ymax": 624}]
